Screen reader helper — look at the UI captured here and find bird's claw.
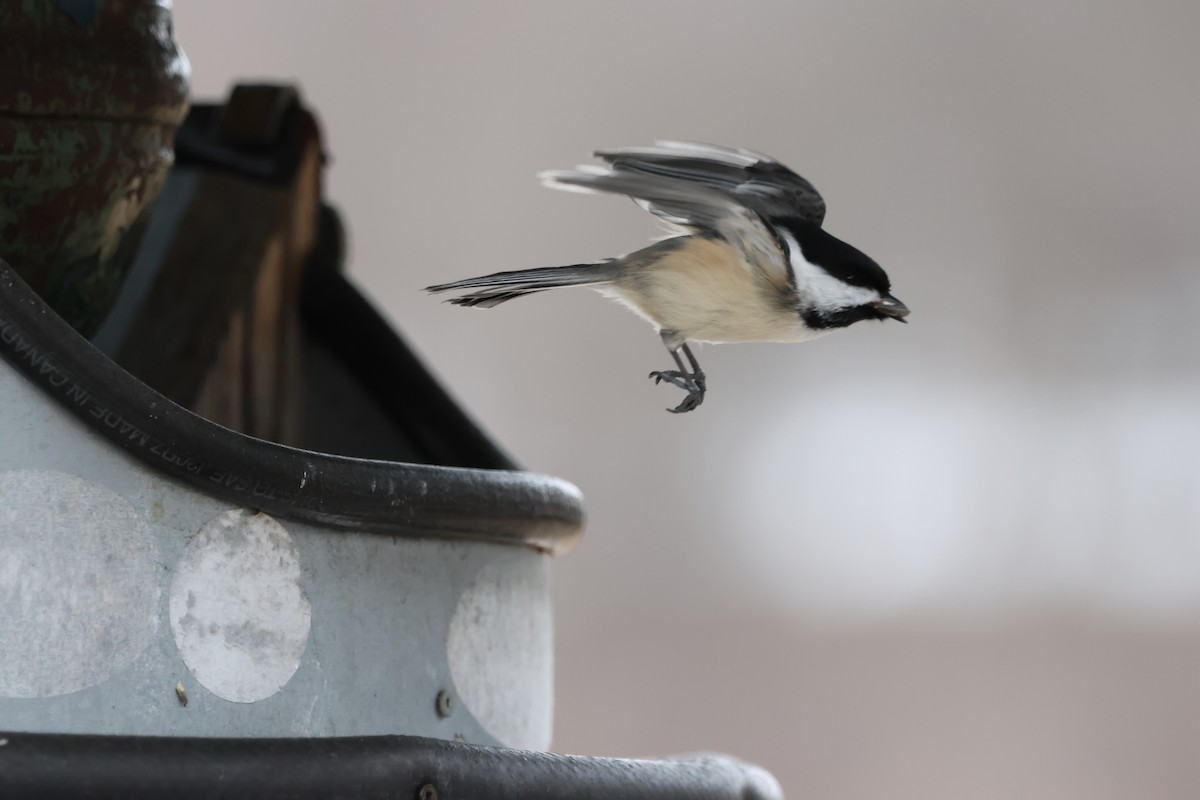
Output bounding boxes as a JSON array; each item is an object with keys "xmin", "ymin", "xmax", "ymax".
[
  {"xmin": 667, "ymin": 390, "xmax": 705, "ymax": 414},
  {"xmin": 649, "ymin": 369, "xmax": 692, "ymax": 390},
  {"xmin": 648, "ymin": 370, "xmax": 707, "ymax": 413}
]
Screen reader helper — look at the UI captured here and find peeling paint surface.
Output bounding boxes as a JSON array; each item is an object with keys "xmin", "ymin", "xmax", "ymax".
[
  {"xmin": 0, "ymin": 469, "xmax": 159, "ymax": 698},
  {"xmin": 169, "ymin": 509, "xmax": 310, "ymax": 703},
  {"xmin": 447, "ymin": 560, "xmax": 553, "ymax": 750},
  {"xmin": 1, "ymin": 361, "xmax": 557, "ymax": 740}
]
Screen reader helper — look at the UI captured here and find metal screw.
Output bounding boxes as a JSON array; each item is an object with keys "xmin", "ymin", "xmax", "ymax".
[
  {"xmin": 435, "ymin": 690, "xmax": 453, "ymax": 718},
  {"xmin": 417, "ymin": 784, "xmax": 438, "ymax": 800}
]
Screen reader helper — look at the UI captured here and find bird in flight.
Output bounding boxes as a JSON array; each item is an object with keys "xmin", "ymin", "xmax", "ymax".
[{"xmin": 427, "ymin": 141, "xmax": 908, "ymax": 413}]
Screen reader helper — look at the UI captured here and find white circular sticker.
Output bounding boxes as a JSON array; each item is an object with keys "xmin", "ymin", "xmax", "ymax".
[
  {"xmin": 0, "ymin": 470, "xmax": 160, "ymax": 698},
  {"xmin": 447, "ymin": 560, "xmax": 553, "ymax": 750},
  {"xmin": 170, "ymin": 509, "xmax": 311, "ymax": 703}
]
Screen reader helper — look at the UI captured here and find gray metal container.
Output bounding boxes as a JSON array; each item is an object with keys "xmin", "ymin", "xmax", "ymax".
[{"xmin": 0, "ymin": 259, "xmax": 583, "ymax": 751}]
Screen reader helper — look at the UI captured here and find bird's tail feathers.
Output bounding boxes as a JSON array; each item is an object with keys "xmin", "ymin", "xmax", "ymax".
[{"xmin": 426, "ymin": 261, "xmax": 618, "ymax": 308}]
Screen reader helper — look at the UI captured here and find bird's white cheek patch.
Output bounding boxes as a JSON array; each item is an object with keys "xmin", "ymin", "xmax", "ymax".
[
  {"xmin": 169, "ymin": 509, "xmax": 311, "ymax": 704},
  {"xmin": 0, "ymin": 469, "xmax": 160, "ymax": 698},
  {"xmin": 782, "ymin": 230, "xmax": 881, "ymax": 310}
]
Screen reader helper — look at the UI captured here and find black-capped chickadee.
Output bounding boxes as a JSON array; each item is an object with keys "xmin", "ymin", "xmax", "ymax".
[{"xmin": 427, "ymin": 141, "xmax": 908, "ymax": 413}]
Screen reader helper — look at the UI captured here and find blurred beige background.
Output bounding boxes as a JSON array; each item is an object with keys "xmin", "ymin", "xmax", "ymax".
[{"xmin": 176, "ymin": 2, "xmax": 1200, "ymax": 797}]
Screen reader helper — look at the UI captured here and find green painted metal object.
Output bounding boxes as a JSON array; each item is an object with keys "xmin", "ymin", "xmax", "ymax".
[{"xmin": 0, "ymin": 0, "xmax": 190, "ymax": 334}]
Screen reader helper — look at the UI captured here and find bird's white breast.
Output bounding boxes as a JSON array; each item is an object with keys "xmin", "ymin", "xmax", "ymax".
[{"xmin": 606, "ymin": 237, "xmax": 821, "ymax": 344}]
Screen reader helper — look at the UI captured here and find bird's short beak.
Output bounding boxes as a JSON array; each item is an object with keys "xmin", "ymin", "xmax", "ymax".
[{"xmin": 873, "ymin": 295, "xmax": 910, "ymax": 322}]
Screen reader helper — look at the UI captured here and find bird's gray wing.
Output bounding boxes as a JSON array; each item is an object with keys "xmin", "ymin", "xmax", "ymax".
[
  {"xmin": 542, "ymin": 141, "xmax": 816, "ymax": 293},
  {"xmin": 596, "ymin": 140, "xmax": 826, "ymax": 227}
]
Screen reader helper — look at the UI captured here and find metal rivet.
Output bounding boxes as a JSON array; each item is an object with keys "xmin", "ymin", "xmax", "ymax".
[
  {"xmin": 418, "ymin": 784, "xmax": 438, "ymax": 800},
  {"xmin": 435, "ymin": 689, "xmax": 453, "ymax": 718}
]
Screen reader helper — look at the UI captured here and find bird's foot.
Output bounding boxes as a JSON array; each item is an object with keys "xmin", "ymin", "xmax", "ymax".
[
  {"xmin": 667, "ymin": 388, "xmax": 705, "ymax": 414},
  {"xmin": 649, "ymin": 369, "xmax": 696, "ymax": 391},
  {"xmin": 649, "ymin": 370, "xmax": 707, "ymax": 414}
]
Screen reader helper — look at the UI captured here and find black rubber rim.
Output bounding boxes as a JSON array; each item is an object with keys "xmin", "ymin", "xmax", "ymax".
[{"xmin": 0, "ymin": 259, "xmax": 583, "ymax": 555}]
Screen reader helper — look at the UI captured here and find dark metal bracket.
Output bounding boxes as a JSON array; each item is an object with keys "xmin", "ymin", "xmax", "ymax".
[{"xmin": 0, "ymin": 731, "xmax": 783, "ymax": 800}]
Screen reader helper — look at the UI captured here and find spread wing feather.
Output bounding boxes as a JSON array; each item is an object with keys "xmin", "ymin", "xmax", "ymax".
[
  {"xmin": 541, "ymin": 141, "xmax": 827, "ymax": 293},
  {"xmin": 598, "ymin": 141, "xmax": 827, "ymax": 227}
]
